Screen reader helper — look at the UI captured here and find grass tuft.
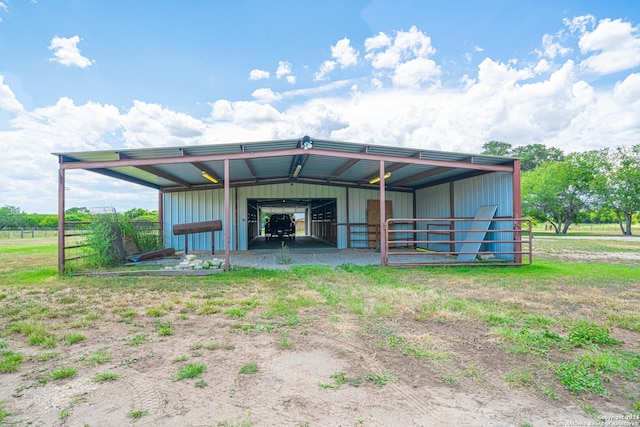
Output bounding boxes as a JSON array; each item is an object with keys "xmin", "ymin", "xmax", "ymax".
[
  {"xmin": 365, "ymin": 370, "xmax": 398, "ymax": 387},
  {"xmin": 63, "ymin": 332, "xmax": 86, "ymax": 345},
  {"xmin": 173, "ymin": 363, "xmax": 206, "ymax": 381},
  {"xmin": 0, "ymin": 350, "xmax": 23, "ymax": 373},
  {"xmin": 50, "ymin": 366, "xmax": 77, "ymax": 380},
  {"xmin": 239, "ymin": 363, "xmax": 258, "ymax": 375},
  {"xmin": 128, "ymin": 409, "xmax": 149, "ymax": 421},
  {"xmin": 93, "ymin": 372, "xmax": 119, "ymax": 382}
]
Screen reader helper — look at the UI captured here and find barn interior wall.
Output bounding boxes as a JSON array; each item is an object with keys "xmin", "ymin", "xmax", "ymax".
[
  {"xmin": 347, "ymin": 188, "xmax": 414, "ymax": 248},
  {"xmin": 163, "ymin": 183, "xmax": 415, "ymax": 252}
]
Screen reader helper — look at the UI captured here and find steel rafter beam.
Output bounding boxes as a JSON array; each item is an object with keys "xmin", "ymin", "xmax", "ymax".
[
  {"xmin": 190, "ymin": 161, "xmax": 221, "ymax": 183},
  {"xmin": 62, "ymin": 147, "xmax": 514, "ymax": 173},
  {"xmin": 389, "ymin": 167, "xmax": 454, "ymax": 187},
  {"xmin": 240, "ymin": 145, "xmax": 259, "ymax": 181},
  {"xmin": 90, "ymin": 168, "xmax": 163, "ymax": 190},
  {"xmin": 362, "ymin": 161, "xmax": 411, "ymax": 183},
  {"xmin": 118, "ymin": 153, "xmax": 192, "ymax": 187},
  {"xmin": 328, "ymin": 157, "xmax": 360, "ymax": 181}
]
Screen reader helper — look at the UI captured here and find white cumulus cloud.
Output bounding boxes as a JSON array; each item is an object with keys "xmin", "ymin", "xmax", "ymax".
[
  {"xmin": 564, "ymin": 14, "xmax": 596, "ymax": 34},
  {"xmin": 251, "ymin": 87, "xmax": 282, "ymax": 103},
  {"xmin": 392, "ymin": 57, "xmax": 440, "ymax": 88},
  {"xmin": 578, "ymin": 18, "xmax": 640, "ymax": 74},
  {"xmin": 315, "ymin": 60, "xmax": 336, "ymax": 81},
  {"xmin": 249, "ymin": 69, "xmax": 270, "ymax": 80},
  {"xmin": 538, "ymin": 32, "xmax": 571, "ymax": 59},
  {"xmin": 364, "ymin": 26, "xmax": 440, "ymax": 87},
  {"xmin": 331, "ymin": 38, "xmax": 359, "ymax": 68},
  {"xmin": 48, "ymin": 35, "xmax": 93, "ymax": 68},
  {"xmin": 613, "ymin": 72, "xmax": 640, "ymax": 107},
  {"xmin": 0, "ymin": 75, "xmax": 24, "ymax": 113},
  {"xmin": 276, "ymin": 61, "xmax": 292, "ymax": 78},
  {"xmin": 120, "ymin": 100, "xmax": 206, "ymax": 148}
]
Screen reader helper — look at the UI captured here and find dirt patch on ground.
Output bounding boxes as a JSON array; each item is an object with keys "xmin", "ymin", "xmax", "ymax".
[
  {"xmin": 1, "ymin": 304, "xmax": 610, "ymax": 427},
  {"xmin": 0, "ymin": 300, "xmax": 625, "ymax": 426},
  {"xmin": 1, "ymin": 238, "xmax": 640, "ymax": 426}
]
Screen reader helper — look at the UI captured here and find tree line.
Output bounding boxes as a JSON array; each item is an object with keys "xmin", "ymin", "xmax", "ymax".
[
  {"xmin": 483, "ymin": 141, "xmax": 640, "ymax": 235},
  {"xmin": 0, "ymin": 206, "xmax": 159, "ymax": 230}
]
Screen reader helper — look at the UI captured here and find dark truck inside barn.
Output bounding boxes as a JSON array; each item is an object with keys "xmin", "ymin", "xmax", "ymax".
[{"xmin": 265, "ymin": 214, "xmax": 296, "ymax": 240}]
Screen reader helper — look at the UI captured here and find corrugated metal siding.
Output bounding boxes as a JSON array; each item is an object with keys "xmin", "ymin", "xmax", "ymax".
[
  {"xmin": 453, "ymin": 172, "xmax": 514, "ymax": 260},
  {"xmin": 164, "ymin": 183, "xmax": 415, "ymax": 252},
  {"xmin": 163, "ymin": 188, "xmax": 231, "ymax": 252},
  {"xmin": 162, "ymin": 173, "xmax": 514, "ymax": 257},
  {"xmin": 412, "ymin": 174, "xmax": 515, "ymax": 258},
  {"xmin": 453, "ymin": 172, "xmax": 513, "ymax": 217},
  {"xmin": 415, "ymin": 184, "xmax": 451, "ymax": 251},
  {"xmin": 415, "ymin": 183, "xmax": 451, "ymax": 218}
]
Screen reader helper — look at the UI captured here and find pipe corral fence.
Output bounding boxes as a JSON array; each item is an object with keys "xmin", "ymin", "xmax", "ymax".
[
  {"xmin": 60, "ymin": 217, "xmax": 531, "ymax": 272},
  {"xmin": 381, "ymin": 217, "xmax": 532, "ymax": 266}
]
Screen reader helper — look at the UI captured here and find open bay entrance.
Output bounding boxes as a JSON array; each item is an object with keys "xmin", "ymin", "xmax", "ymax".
[{"xmin": 247, "ymin": 198, "xmax": 337, "ymax": 250}]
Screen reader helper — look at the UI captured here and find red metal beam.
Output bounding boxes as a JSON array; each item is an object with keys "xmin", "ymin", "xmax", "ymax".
[
  {"xmin": 224, "ymin": 158, "xmax": 230, "ymax": 271},
  {"xmin": 379, "ymin": 160, "xmax": 387, "ymax": 267},
  {"xmin": 58, "ymin": 168, "xmax": 65, "ymax": 274},
  {"xmin": 512, "ymin": 159, "xmax": 522, "ymax": 264},
  {"xmin": 60, "ymin": 147, "xmax": 514, "ymax": 173}
]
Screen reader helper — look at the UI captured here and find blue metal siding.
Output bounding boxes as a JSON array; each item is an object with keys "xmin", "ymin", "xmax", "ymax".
[
  {"xmin": 453, "ymin": 172, "xmax": 513, "ymax": 218},
  {"xmin": 415, "ymin": 184, "xmax": 451, "ymax": 251},
  {"xmin": 163, "ymin": 188, "xmax": 231, "ymax": 252},
  {"xmin": 164, "ymin": 184, "xmax": 414, "ymax": 252},
  {"xmin": 453, "ymin": 172, "xmax": 514, "ymax": 260}
]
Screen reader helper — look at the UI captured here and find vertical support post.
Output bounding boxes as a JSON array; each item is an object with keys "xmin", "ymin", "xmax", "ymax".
[
  {"xmin": 345, "ymin": 187, "xmax": 350, "ymax": 248},
  {"xmin": 158, "ymin": 190, "xmax": 164, "ymax": 247},
  {"xmin": 449, "ymin": 181, "xmax": 455, "ymax": 253},
  {"xmin": 378, "ymin": 160, "xmax": 387, "ymax": 266},
  {"xmin": 57, "ymin": 166, "xmax": 65, "ymax": 274},
  {"xmin": 512, "ymin": 159, "xmax": 522, "ymax": 264},
  {"xmin": 234, "ymin": 187, "xmax": 239, "ymax": 251},
  {"xmin": 412, "ymin": 190, "xmax": 417, "ymax": 249},
  {"xmin": 224, "ymin": 158, "xmax": 231, "ymax": 271}
]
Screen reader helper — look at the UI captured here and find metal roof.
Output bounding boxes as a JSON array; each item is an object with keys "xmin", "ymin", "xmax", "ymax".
[{"xmin": 54, "ymin": 136, "xmax": 516, "ymax": 193}]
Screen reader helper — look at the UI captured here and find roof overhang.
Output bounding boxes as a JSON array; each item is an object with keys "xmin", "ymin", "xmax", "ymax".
[{"xmin": 54, "ymin": 137, "xmax": 516, "ymax": 193}]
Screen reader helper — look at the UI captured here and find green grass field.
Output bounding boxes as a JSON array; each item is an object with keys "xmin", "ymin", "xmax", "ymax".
[{"xmin": 0, "ymin": 234, "xmax": 639, "ymax": 425}]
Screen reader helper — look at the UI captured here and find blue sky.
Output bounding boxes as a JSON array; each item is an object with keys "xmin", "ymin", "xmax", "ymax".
[{"xmin": 1, "ymin": 0, "xmax": 639, "ymax": 213}]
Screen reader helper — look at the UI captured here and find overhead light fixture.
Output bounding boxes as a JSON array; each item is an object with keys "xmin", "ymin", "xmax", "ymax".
[
  {"xmin": 369, "ymin": 172, "xmax": 391, "ymax": 184},
  {"xmin": 202, "ymin": 171, "xmax": 218, "ymax": 184},
  {"xmin": 293, "ymin": 164, "xmax": 302, "ymax": 178}
]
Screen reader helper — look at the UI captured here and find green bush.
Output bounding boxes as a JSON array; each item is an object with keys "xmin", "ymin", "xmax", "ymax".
[{"xmin": 83, "ymin": 213, "xmax": 162, "ymax": 268}]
